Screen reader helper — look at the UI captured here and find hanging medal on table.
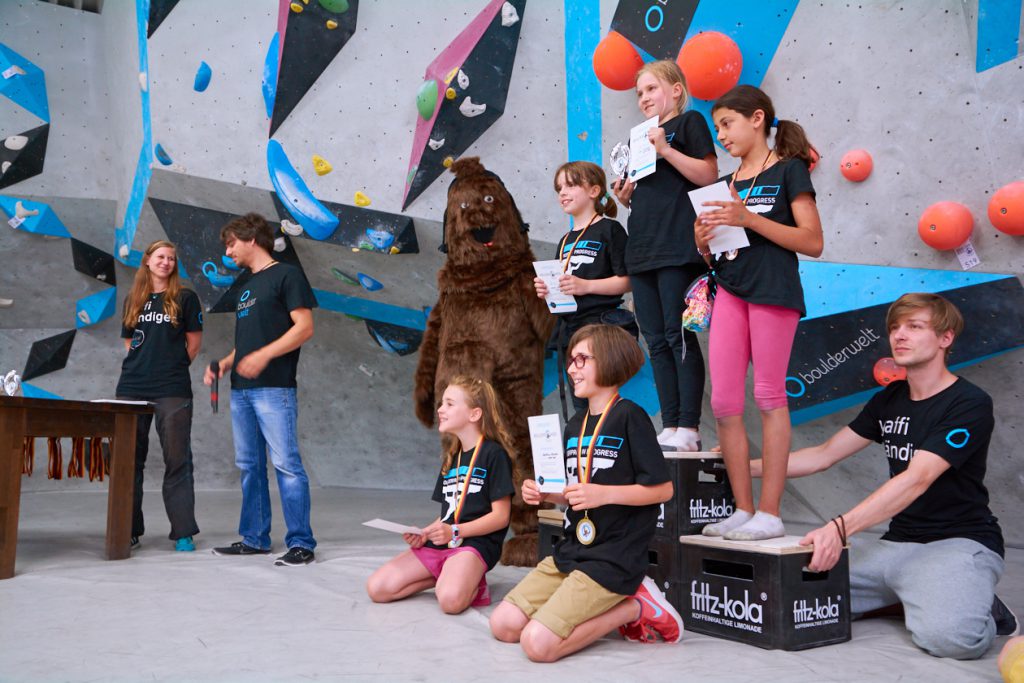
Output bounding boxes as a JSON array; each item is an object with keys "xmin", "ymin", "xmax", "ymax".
[
  {"xmin": 574, "ymin": 393, "xmax": 621, "ymax": 546},
  {"xmin": 447, "ymin": 435, "xmax": 484, "ymax": 548}
]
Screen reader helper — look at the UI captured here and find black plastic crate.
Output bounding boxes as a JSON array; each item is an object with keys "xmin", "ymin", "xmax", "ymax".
[
  {"xmin": 656, "ymin": 452, "xmax": 735, "ymax": 539},
  {"xmin": 647, "ymin": 535, "xmax": 683, "ymax": 613},
  {"xmin": 678, "ymin": 534, "xmax": 851, "ymax": 651}
]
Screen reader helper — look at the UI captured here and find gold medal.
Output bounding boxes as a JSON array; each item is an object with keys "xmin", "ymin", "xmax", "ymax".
[{"xmin": 576, "ymin": 513, "xmax": 596, "ymax": 545}]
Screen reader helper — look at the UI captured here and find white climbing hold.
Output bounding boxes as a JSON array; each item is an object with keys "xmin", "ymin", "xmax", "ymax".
[
  {"xmin": 501, "ymin": 2, "xmax": 519, "ymax": 26},
  {"xmin": 280, "ymin": 219, "xmax": 303, "ymax": 236},
  {"xmin": 457, "ymin": 69, "xmax": 469, "ymax": 89},
  {"xmin": 4, "ymin": 135, "xmax": 28, "ymax": 151},
  {"xmin": 0, "ymin": 298, "xmax": 13, "ymax": 308},
  {"xmin": 138, "ymin": 71, "xmax": 148, "ymax": 92},
  {"xmin": 1, "ymin": 161, "xmax": 9, "ymax": 176},
  {"xmin": 358, "ymin": 363, "xmax": 374, "ymax": 377},
  {"xmin": 15, "ymin": 201, "xmax": 39, "ymax": 219},
  {"xmin": 3, "ymin": 370, "xmax": 20, "ymax": 397},
  {"xmin": 119, "ymin": 244, "xmax": 130, "ymax": 259},
  {"xmin": 273, "ymin": 236, "xmax": 287, "ymax": 252},
  {"xmin": 459, "ymin": 97, "xmax": 487, "ymax": 118},
  {"xmin": 77, "ymin": 310, "xmax": 91, "ymax": 325},
  {"xmin": 428, "ymin": 137, "xmax": 445, "ymax": 150}
]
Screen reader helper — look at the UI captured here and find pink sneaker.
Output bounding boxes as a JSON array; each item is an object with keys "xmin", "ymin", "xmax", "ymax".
[{"xmin": 621, "ymin": 577, "xmax": 683, "ymax": 644}]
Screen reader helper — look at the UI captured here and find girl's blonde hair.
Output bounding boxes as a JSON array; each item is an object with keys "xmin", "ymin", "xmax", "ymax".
[
  {"xmin": 440, "ymin": 376, "xmax": 515, "ymax": 472},
  {"xmin": 122, "ymin": 240, "xmax": 183, "ymax": 330},
  {"xmin": 553, "ymin": 161, "xmax": 617, "ymax": 219},
  {"xmin": 635, "ymin": 59, "xmax": 689, "ymax": 115}
]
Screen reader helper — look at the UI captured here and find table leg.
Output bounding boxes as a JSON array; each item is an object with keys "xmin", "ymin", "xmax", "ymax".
[
  {"xmin": 105, "ymin": 413, "xmax": 136, "ymax": 560},
  {"xmin": 0, "ymin": 409, "xmax": 26, "ymax": 579}
]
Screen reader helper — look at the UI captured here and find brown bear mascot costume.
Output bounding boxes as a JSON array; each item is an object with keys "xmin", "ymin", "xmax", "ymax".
[{"xmin": 414, "ymin": 157, "xmax": 554, "ymax": 567}]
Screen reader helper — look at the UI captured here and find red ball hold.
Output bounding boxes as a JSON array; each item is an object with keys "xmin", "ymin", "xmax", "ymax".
[
  {"xmin": 873, "ymin": 357, "xmax": 907, "ymax": 386},
  {"xmin": 840, "ymin": 149, "xmax": 873, "ymax": 182},
  {"xmin": 988, "ymin": 180, "xmax": 1024, "ymax": 236},
  {"xmin": 676, "ymin": 31, "xmax": 743, "ymax": 101},
  {"xmin": 593, "ymin": 31, "xmax": 644, "ymax": 91},
  {"xmin": 918, "ymin": 201, "xmax": 973, "ymax": 250}
]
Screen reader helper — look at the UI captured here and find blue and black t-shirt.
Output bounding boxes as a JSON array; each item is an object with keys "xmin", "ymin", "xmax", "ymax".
[{"xmin": 117, "ymin": 289, "xmax": 202, "ymax": 399}]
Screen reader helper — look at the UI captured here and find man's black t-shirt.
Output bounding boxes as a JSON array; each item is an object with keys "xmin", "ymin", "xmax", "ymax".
[
  {"xmin": 554, "ymin": 216, "xmax": 629, "ymax": 321},
  {"xmin": 625, "ymin": 110, "xmax": 716, "ymax": 274},
  {"xmin": 711, "ymin": 158, "xmax": 815, "ymax": 316},
  {"xmin": 116, "ymin": 289, "xmax": 203, "ymax": 399},
  {"xmin": 232, "ymin": 262, "xmax": 317, "ymax": 389},
  {"xmin": 848, "ymin": 377, "xmax": 1003, "ymax": 557},
  {"xmin": 553, "ymin": 398, "xmax": 670, "ymax": 595},
  {"xmin": 426, "ymin": 439, "xmax": 515, "ymax": 569}
]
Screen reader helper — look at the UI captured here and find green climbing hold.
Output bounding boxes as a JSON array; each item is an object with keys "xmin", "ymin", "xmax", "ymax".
[
  {"xmin": 416, "ymin": 80, "xmax": 438, "ymax": 121},
  {"xmin": 331, "ymin": 267, "xmax": 358, "ymax": 286},
  {"xmin": 317, "ymin": 0, "xmax": 349, "ymax": 13}
]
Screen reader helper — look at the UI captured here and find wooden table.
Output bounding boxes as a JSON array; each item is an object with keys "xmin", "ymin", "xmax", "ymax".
[{"xmin": 0, "ymin": 396, "xmax": 153, "ymax": 579}]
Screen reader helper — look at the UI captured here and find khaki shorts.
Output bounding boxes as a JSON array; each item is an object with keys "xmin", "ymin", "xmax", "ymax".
[{"xmin": 503, "ymin": 556, "xmax": 627, "ymax": 639}]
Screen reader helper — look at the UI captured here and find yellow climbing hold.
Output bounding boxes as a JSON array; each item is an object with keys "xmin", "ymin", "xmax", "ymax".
[
  {"xmin": 312, "ymin": 155, "xmax": 333, "ymax": 175},
  {"xmin": 389, "ymin": 246, "xmax": 400, "ymax": 255},
  {"xmin": 290, "ymin": 2, "xmax": 303, "ymax": 12},
  {"xmin": 445, "ymin": 87, "xmax": 456, "ymax": 100},
  {"xmin": 442, "ymin": 156, "xmax": 454, "ymax": 168},
  {"xmin": 354, "ymin": 191, "xmax": 371, "ymax": 207},
  {"xmin": 443, "ymin": 67, "xmax": 459, "ymax": 85},
  {"xmin": 326, "ymin": 19, "xmax": 338, "ymax": 29},
  {"xmin": 301, "ymin": 0, "xmax": 309, "ymax": 4}
]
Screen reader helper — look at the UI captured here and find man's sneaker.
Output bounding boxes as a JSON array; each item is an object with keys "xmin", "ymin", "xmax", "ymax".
[
  {"xmin": 275, "ymin": 547, "xmax": 315, "ymax": 566},
  {"xmin": 130, "ymin": 536, "xmax": 140, "ymax": 549},
  {"xmin": 211, "ymin": 541, "xmax": 271, "ymax": 556},
  {"xmin": 174, "ymin": 536, "xmax": 195, "ymax": 552},
  {"xmin": 619, "ymin": 577, "xmax": 684, "ymax": 644},
  {"xmin": 993, "ymin": 595, "xmax": 1020, "ymax": 636}
]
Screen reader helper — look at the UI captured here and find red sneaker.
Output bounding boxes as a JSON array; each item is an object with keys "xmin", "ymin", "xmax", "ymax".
[{"xmin": 628, "ymin": 577, "xmax": 683, "ymax": 643}]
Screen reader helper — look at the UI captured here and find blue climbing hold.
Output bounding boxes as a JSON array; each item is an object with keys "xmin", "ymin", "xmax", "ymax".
[
  {"xmin": 193, "ymin": 61, "xmax": 212, "ymax": 92},
  {"xmin": 261, "ymin": 32, "xmax": 279, "ymax": 118},
  {"xmin": 221, "ymin": 255, "xmax": 240, "ymax": 271},
  {"xmin": 154, "ymin": 143, "xmax": 173, "ymax": 166},
  {"xmin": 75, "ymin": 287, "xmax": 117, "ymax": 328},
  {"xmin": 365, "ymin": 229, "xmax": 395, "ymax": 251},
  {"xmin": 202, "ymin": 261, "xmax": 235, "ymax": 288},
  {"xmin": 357, "ymin": 273, "xmax": 383, "ymax": 292},
  {"xmin": 266, "ymin": 139, "xmax": 339, "ymax": 240}
]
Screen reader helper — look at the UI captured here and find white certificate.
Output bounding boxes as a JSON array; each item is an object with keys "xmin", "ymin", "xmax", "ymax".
[
  {"xmin": 688, "ymin": 181, "xmax": 751, "ymax": 256},
  {"xmin": 528, "ymin": 414, "xmax": 566, "ymax": 493},
  {"xmin": 362, "ymin": 518, "xmax": 424, "ymax": 535},
  {"xmin": 533, "ymin": 260, "xmax": 577, "ymax": 314},
  {"xmin": 627, "ymin": 115, "xmax": 660, "ymax": 182}
]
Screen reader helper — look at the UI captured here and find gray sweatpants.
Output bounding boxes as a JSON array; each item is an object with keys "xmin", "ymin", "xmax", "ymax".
[{"xmin": 850, "ymin": 537, "xmax": 1004, "ymax": 660}]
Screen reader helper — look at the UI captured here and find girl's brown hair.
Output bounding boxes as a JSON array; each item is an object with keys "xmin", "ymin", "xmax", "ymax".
[
  {"xmin": 712, "ymin": 85, "xmax": 818, "ymax": 167},
  {"xmin": 635, "ymin": 59, "xmax": 689, "ymax": 115},
  {"xmin": 567, "ymin": 324, "xmax": 644, "ymax": 388},
  {"xmin": 553, "ymin": 161, "xmax": 617, "ymax": 219},
  {"xmin": 122, "ymin": 240, "xmax": 183, "ymax": 330},
  {"xmin": 440, "ymin": 376, "xmax": 516, "ymax": 472}
]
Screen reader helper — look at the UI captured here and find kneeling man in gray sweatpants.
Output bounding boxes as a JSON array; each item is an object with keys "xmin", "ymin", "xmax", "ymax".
[{"xmin": 753, "ymin": 293, "xmax": 1016, "ymax": 659}]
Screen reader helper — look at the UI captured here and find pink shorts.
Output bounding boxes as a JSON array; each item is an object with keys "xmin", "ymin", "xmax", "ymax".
[{"xmin": 411, "ymin": 545, "xmax": 490, "ymax": 607}]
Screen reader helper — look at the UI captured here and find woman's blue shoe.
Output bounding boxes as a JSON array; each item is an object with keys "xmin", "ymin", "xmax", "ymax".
[{"xmin": 174, "ymin": 537, "xmax": 195, "ymax": 552}]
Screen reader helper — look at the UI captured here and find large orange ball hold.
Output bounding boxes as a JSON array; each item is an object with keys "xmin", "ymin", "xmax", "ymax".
[
  {"xmin": 840, "ymin": 149, "xmax": 873, "ymax": 182},
  {"xmin": 677, "ymin": 31, "xmax": 743, "ymax": 101},
  {"xmin": 593, "ymin": 31, "xmax": 644, "ymax": 91},
  {"xmin": 873, "ymin": 357, "xmax": 907, "ymax": 387},
  {"xmin": 918, "ymin": 201, "xmax": 973, "ymax": 250},
  {"xmin": 988, "ymin": 180, "xmax": 1024, "ymax": 236}
]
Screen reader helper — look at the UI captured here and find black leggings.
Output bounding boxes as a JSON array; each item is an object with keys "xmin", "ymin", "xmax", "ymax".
[{"xmin": 631, "ymin": 264, "xmax": 706, "ymax": 429}]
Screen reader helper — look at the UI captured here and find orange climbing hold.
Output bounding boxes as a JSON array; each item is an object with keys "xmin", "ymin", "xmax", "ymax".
[
  {"xmin": 840, "ymin": 149, "xmax": 873, "ymax": 182},
  {"xmin": 677, "ymin": 31, "xmax": 743, "ymax": 101},
  {"xmin": 873, "ymin": 357, "xmax": 907, "ymax": 387},
  {"xmin": 592, "ymin": 31, "xmax": 644, "ymax": 91},
  {"xmin": 988, "ymin": 180, "xmax": 1024, "ymax": 236},
  {"xmin": 918, "ymin": 201, "xmax": 973, "ymax": 250}
]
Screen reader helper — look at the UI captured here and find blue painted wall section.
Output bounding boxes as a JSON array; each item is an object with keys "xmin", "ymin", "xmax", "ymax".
[
  {"xmin": 313, "ymin": 288, "xmax": 428, "ymax": 331},
  {"xmin": 976, "ymin": 0, "xmax": 1023, "ymax": 72},
  {"xmin": 0, "ymin": 43, "xmax": 50, "ymax": 122},
  {"xmin": 563, "ymin": 0, "xmax": 602, "ymax": 166}
]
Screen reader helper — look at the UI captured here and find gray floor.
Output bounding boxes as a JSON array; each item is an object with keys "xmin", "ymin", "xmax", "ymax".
[{"xmin": 1, "ymin": 488, "xmax": 1018, "ymax": 683}]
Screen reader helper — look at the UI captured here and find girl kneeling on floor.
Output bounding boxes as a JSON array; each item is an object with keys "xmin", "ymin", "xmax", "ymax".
[{"xmin": 366, "ymin": 376, "xmax": 514, "ymax": 614}]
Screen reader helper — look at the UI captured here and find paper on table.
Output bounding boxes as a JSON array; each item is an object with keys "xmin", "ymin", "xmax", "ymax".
[
  {"xmin": 528, "ymin": 414, "xmax": 566, "ymax": 493},
  {"xmin": 90, "ymin": 399, "xmax": 152, "ymax": 405},
  {"xmin": 362, "ymin": 518, "xmax": 424, "ymax": 535},
  {"xmin": 688, "ymin": 181, "xmax": 751, "ymax": 256},
  {"xmin": 627, "ymin": 115, "xmax": 659, "ymax": 182},
  {"xmin": 533, "ymin": 260, "xmax": 577, "ymax": 314}
]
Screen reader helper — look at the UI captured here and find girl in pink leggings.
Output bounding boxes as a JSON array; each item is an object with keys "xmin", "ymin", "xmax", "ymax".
[{"xmin": 693, "ymin": 85, "xmax": 824, "ymax": 541}]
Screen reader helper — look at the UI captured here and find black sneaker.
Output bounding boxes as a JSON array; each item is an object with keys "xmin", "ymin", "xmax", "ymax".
[
  {"xmin": 211, "ymin": 541, "xmax": 271, "ymax": 556},
  {"xmin": 993, "ymin": 596, "xmax": 1020, "ymax": 636},
  {"xmin": 130, "ymin": 536, "xmax": 140, "ymax": 549},
  {"xmin": 275, "ymin": 547, "xmax": 315, "ymax": 566}
]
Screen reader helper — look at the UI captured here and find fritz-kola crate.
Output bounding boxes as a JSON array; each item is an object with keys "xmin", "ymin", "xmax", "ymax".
[
  {"xmin": 678, "ymin": 534, "xmax": 851, "ymax": 651},
  {"xmin": 537, "ymin": 508, "xmax": 565, "ymax": 562},
  {"xmin": 656, "ymin": 452, "xmax": 735, "ymax": 539}
]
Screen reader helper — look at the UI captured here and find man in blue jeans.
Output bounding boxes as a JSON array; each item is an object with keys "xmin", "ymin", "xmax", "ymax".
[{"xmin": 205, "ymin": 213, "xmax": 317, "ymax": 566}]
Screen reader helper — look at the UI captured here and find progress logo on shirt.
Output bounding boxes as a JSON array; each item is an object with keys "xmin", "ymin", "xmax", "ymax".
[
  {"xmin": 237, "ymin": 289, "xmax": 257, "ymax": 319},
  {"xmin": 439, "ymin": 465, "xmax": 488, "ymax": 521},
  {"xmin": 560, "ymin": 240, "xmax": 604, "ymax": 275},
  {"xmin": 738, "ymin": 184, "xmax": 781, "ymax": 216},
  {"xmin": 565, "ymin": 434, "xmax": 623, "ymax": 483}
]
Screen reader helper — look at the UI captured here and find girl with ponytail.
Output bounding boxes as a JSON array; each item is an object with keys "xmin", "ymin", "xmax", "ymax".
[
  {"xmin": 695, "ymin": 84, "xmax": 824, "ymax": 542},
  {"xmin": 534, "ymin": 161, "xmax": 635, "ymax": 415}
]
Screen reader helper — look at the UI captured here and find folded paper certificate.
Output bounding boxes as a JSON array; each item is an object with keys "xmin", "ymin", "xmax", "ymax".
[
  {"xmin": 628, "ymin": 115, "xmax": 659, "ymax": 182},
  {"xmin": 362, "ymin": 518, "xmax": 424, "ymax": 535},
  {"xmin": 688, "ymin": 181, "xmax": 751, "ymax": 256},
  {"xmin": 528, "ymin": 414, "xmax": 566, "ymax": 493},
  {"xmin": 533, "ymin": 260, "xmax": 577, "ymax": 314}
]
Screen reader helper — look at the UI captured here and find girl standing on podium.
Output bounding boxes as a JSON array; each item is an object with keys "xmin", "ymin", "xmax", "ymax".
[{"xmin": 115, "ymin": 240, "xmax": 203, "ymax": 551}]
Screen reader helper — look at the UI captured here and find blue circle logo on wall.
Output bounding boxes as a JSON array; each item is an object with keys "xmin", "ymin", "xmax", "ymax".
[
  {"xmin": 785, "ymin": 376, "xmax": 806, "ymax": 398},
  {"xmin": 240, "ymin": 290, "xmax": 251, "ymax": 302},
  {"xmin": 945, "ymin": 428, "xmax": 970, "ymax": 448}
]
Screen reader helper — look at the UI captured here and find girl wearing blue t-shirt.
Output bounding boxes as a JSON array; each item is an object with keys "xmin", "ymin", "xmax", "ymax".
[{"xmin": 694, "ymin": 85, "xmax": 823, "ymax": 541}]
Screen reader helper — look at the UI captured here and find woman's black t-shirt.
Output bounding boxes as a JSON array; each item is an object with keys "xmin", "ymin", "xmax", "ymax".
[
  {"xmin": 711, "ymin": 158, "xmax": 815, "ymax": 316},
  {"xmin": 553, "ymin": 398, "xmax": 670, "ymax": 595},
  {"xmin": 426, "ymin": 439, "xmax": 515, "ymax": 570},
  {"xmin": 553, "ymin": 216, "xmax": 629, "ymax": 321},
  {"xmin": 116, "ymin": 289, "xmax": 203, "ymax": 399},
  {"xmin": 626, "ymin": 110, "xmax": 716, "ymax": 274}
]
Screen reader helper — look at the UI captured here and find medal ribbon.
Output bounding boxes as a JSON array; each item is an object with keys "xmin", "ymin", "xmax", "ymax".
[
  {"xmin": 451, "ymin": 435, "xmax": 485, "ymax": 525},
  {"xmin": 577, "ymin": 393, "xmax": 621, "ymax": 484},
  {"xmin": 558, "ymin": 214, "xmax": 600, "ymax": 275}
]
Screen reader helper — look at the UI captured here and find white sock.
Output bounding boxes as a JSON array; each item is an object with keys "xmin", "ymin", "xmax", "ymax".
[
  {"xmin": 656, "ymin": 428, "xmax": 677, "ymax": 444},
  {"xmin": 664, "ymin": 428, "xmax": 701, "ymax": 452},
  {"xmin": 701, "ymin": 509, "xmax": 752, "ymax": 537},
  {"xmin": 723, "ymin": 511, "xmax": 785, "ymax": 541}
]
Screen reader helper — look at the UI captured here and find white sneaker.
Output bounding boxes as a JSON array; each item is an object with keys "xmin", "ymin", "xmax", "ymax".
[
  {"xmin": 656, "ymin": 428, "xmax": 677, "ymax": 445},
  {"xmin": 662, "ymin": 428, "xmax": 701, "ymax": 452}
]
